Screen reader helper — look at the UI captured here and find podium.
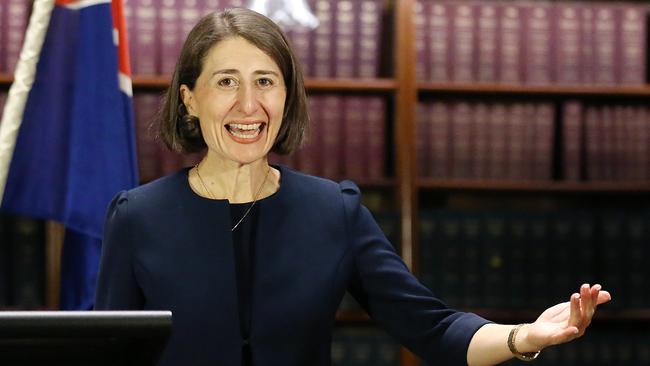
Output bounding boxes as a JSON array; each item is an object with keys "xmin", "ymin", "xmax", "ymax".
[{"xmin": 0, "ymin": 311, "xmax": 172, "ymax": 366}]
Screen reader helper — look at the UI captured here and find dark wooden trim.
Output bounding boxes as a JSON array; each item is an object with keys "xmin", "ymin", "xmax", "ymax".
[
  {"xmin": 417, "ymin": 179, "xmax": 650, "ymax": 193},
  {"xmin": 418, "ymin": 82, "xmax": 650, "ymax": 98}
]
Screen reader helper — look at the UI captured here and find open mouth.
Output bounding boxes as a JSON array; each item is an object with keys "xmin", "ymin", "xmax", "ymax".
[{"xmin": 225, "ymin": 122, "xmax": 266, "ymax": 140}]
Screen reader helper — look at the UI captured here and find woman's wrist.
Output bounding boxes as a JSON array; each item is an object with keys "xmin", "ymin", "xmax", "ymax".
[{"xmin": 509, "ymin": 324, "xmax": 541, "ymax": 361}]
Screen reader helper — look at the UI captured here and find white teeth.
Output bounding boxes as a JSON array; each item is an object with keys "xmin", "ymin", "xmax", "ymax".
[
  {"xmin": 229, "ymin": 123, "xmax": 262, "ymax": 130},
  {"xmin": 230, "ymin": 129, "xmax": 261, "ymax": 139}
]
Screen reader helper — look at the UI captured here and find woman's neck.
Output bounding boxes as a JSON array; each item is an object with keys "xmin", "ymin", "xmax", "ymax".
[{"xmin": 191, "ymin": 152, "xmax": 278, "ymax": 203}]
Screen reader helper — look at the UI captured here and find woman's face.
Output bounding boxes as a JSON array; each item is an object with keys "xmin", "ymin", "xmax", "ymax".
[{"xmin": 181, "ymin": 37, "xmax": 286, "ymax": 164}]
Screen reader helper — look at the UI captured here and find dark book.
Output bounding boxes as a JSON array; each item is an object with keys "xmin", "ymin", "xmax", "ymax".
[
  {"xmin": 506, "ymin": 103, "xmax": 526, "ymax": 180},
  {"xmin": 460, "ymin": 213, "xmax": 481, "ymax": 308},
  {"xmin": 506, "ymin": 215, "xmax": 528, "ymax": 309},
  {"xmin": 312, "ymin": 0, "xmax": 335, "ymax": 77},
  {"xmin": 416, "ymin": 102, "xmax": 430, "ymax": 177},
  {"xmin": 428, "ymin": 2, "xmax": 451, "ymax": 82},
  {"xmin": 562, "ymin": 100, "xmax": 583, "ymax": 181},
  {"xmin": 130, "ymin": 0, "xmax": 159, "ymax": 75},
  {"xmin": 296, "ymin": 97, "xmax": 321, "ymax": 176},
  {"xmin": 366, "ymin": 97, "xmax": 386, "ymax": 180},
  {"xmin": 471, "ymin": 102, "xmax": 490, "ymax": 179},
  {"xmin": 579, "ymin": 5, "xmax": 596, "ymax": 85},
  {"xmin": 5, "ymin": 0, "xmax": 29, "ymax": 74},
  {"xmin": 532, "ymin": 103, "xmax": 555, "ymax": 181},
  {"xmin": 134, "ymin": 93, "xmax": 163, "ymax": 183},
  {"xmin": 159, "ymin": 0, "xmax": 182, "ymax": 75},
  {"xmin": 9, "ymin": 216, "xmax": 45, "ymax": 309},
  {"xmin": 528, "ymin": 213, "xmax": 550, "ymax": 309},
  {"xmin": 487, "ymin": 103, "xmax": 508, "ymax": 179},
  {"xmin": 0, "ymin": 0, "xmax": 5, "ymax": 73},
  {"xmin": 333, "ymin": 0, "xmax": 355, "ymax": 78},
  {"xmin": 320, "ymin": 95, "xmax": 342, "ymax": 179},
  {"xmin": 522, "ymin": 2, "xmax": 553, "ymax": 85},
  {"xmin": 343, "ymin": 97, "xmax": 365, "ymax": 180},
  {"xmin": 414, "ymin": 1, "xmax": 429, "ymax": 81},
  {"xmin": 449, "ymin": 2, "xmax": 476, "ymax": 83},
  {"xmin": 592, "ymin": 5, "xmax": 619, "ymax": 85},
  {"xmin": 475, "ymin": 3, "xmax": 499, "ymax": 83},
  {"xmin": 450, "ymin": 101, "xmax": 473, "ymax": 179},
  {"xmin": 554, "ymin": 3, "xmax": 582, "ymax": 85},
  {"xmin": 618, "ymin": 5, "xmax": 647, "ymax": 85},
  {"xmin": 498, "ymin": 4, "xmax": 524, "ymax": 84},
  {"xmin": 357, "ymin": 0, "xmax": 383, "ymax": 78},
  {"xmin": 481, "ymin": 213, "xmax": 507, "ymax": 308},
  {"xmin": 430, "ymin": 101, "xmax": 450, "ymax": 178},
  {"xmin": 0, "ymin": 215, "xmax": 9, "ymax": 306}
]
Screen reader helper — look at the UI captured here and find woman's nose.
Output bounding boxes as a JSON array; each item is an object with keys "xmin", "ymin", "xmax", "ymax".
[{"xmin": 236, "ymin": 84, "xmax": 260, "ymax": 115}]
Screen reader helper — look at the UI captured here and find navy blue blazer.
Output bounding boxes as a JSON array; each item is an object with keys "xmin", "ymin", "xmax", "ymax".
[{"xmin": 95, "ymin": 166, "xmax": 490, "ymax": 366}]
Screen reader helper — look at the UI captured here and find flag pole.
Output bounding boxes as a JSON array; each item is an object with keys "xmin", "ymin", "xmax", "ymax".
[{"xmin": 0, "ymin": 0, "xmax": 55, "ymax": 199}]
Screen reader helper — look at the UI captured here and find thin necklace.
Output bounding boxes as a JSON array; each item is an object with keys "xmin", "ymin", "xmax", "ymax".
[{"xmin": 194, "ymin": 164, "xmax": 271, "ymax": 231}]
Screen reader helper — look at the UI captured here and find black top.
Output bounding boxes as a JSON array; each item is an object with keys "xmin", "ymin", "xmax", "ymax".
[
  {"xmin": 230, "ymin": 203, "xmax": 259, "ymax": 366},
  {"xmin": 96, "ymin": 166, "xmax": 491, "ymax": 366}
]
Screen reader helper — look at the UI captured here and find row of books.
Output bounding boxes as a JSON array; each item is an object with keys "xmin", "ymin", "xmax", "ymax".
[
  {"xmin": 124, "ymin": 0, "xmax": 385, "ymax": 78},
  {"xmin": 563, "ymin": 101, "xmax": 650, "ymax": 182},
  {"xmin": 332, "ymin": 328, "xmax": 399, "ymax": 366},
  {"xmin": 415, "ymin": 1, "xmax": 648, "ymax": 86},
  {"xmin": 134, "ymin": 93, "xmax": 388, "ymax": 183},
  {"xmin": 0, "ymin": 0, "xmax": 28, "ymax": 75},
  {"xmin": 417, "ymin": 101, "xmax": 555, "ymax": 181},
  {"xmin": 419, "ymin": 209, "xmax": 649, "ymax": 311},
  {"xmin": 0, "ymin": 214, "xmax": 45, "ymax": 309}
]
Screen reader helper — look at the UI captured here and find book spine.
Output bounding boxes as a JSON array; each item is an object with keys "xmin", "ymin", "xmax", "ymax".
[
  {"xmin": 460, "ymin": 214, "xmax": 481, "ymax": 308},
  {"xmin": 321, "ymin": 95, "xmax": 342, "ymax": 179},
  {"xmin": 288, "ymin": 25, "xmax": 312, "ymax": 77},
  {"xmin": 618, "ymin": 5, "xmax": 647, "ymax": 85},
  {"xmin": 593, "ymin": 6, "xmax": 618, "ymax": 85},
  {"xmin": 132, "ymin": 0, "xmax": 159, "ymax": 75},
  {"xmin": 449, "ymin": 2, "xmax": 476, "ymax": 83},
  {"xmin": 471, "ymin": 103, "xmax": 489, "ymax": 179},
  {"xmin": 601, "ymin": 106, "xmax": 614, "ymax": 180},
  {"xmin": 488, "ymin": 103, "xmax": 508, "ymax": 179},
  {"xmin": 180, "ymin": 0, "xmax": 202, "ymax": 48},
  {"xmin": 507, "ymin": 103, "xmax": 526, "ymax": 180},
  {"xmin": 475, "ymin": 3, "xmax": 499, "ymax": 83},
  {"xmin": 312, "ymin": 0, "xmax": 334, "ymax": 77},
  {"xmin": 533, "ymin": 103, "xmax": 555, "ymax": 180},
  {"xmin": 333, "ymin": 0, "xmax": 355, "ymax": 78},
  {"xmin": 366, "ymin": 97, "xmax": 386, "ymax": 180},
  {"xmin": 498, "ymin": 5, "xmax": 523, "ymax": 84},
  {"xmin": 159, "ymin": 0, "xmax": 181, "ymax": 75},
  {"xmin": 522, "ymin": 103, "xmax": 537, "ymax": 180},
  {"xmin": 133, "ymin": 93, "xmax": 162, "ymax": 183},
  {"xmin": 482, "ymin": 214, "xmax": 507, "ymax": 307},
  {"xmin": 296, "ymin": 97, "xmax": 321, "ymax": 175},
  {"xmin": 450, "ymin": 101, "xmax": 473, "ymax": 179},
  {"xmin": 414, "ymin": 1, "xmax": 429, "ymax": 81},
  {"xmin": 416, "ymin": 102, "xmax": 430, "ymax": 177},
  {"xmin": 0, "ymin": 215, "xmax": 8, "ymax": 306},
  {"xmin": 343, "ymin": 97, "xmax": 365, "ymax": 180},
  {"xmin": 507, "ymin": 216, "xmax": 528, "ymax": 308},
  {"xmin": 430, "ymin": 101, "xmax": 450, "ymax": 178},
  {"xmin": 10, "ymin": 216, "xmax": 45, "ymax": 309},
  {"xmin": 357, "ymin": 0, "xmax": 382, "ymax": 78},
  {"xmin": 554, "ymin": 3, "xmax": 582, "ymax": 85},
  {"xmin": 579, "ymin": 6, "xmax": 596, "ymax": 85},
  {"xmin": 0, "ymin": 0, "xmax": 6, "ymax": 73},
  {"xmin": 5, "ymin": 0, "xmax": 28, "ymax": 74},
  {"xmin": 428, "ymin": 3, "xmax": 451, "ymax": 82},
  {"xmin": 584, "ymin": 106, "xmax": 601, "ymax": 180},
  {"xmin": 522, "ymin": 2, "xmax": 553, "ymax": 85},
  {"xmin": 563, "ymin": 100, "xmax": 583, "ymax": 181},
  {"xmin": 635, "ymin": 107, "xmax": 649, "ymax": 181}
]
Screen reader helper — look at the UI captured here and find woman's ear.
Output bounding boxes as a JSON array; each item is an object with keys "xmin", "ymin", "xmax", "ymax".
[{"xmin": 179, "ymin": 84, "xmax": 195, "ymax": 116}]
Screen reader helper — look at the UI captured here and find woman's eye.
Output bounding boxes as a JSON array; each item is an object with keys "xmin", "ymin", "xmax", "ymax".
[
  {"xmin": 257, "ymin": 78, "xmax": 273, "ymax": 87},
  {"xmin": 217, "ymin": 78, "xmax": 237, "ymax": 88}
]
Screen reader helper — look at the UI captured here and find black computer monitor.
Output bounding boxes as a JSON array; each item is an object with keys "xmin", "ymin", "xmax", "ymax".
[{"xmin": 0, "ymin": 310, "xmax": 172, "ymax": 366}]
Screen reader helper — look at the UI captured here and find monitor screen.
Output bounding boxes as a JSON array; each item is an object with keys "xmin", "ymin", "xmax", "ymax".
[{"xmin": 0, "ymin": 310, "xmax": 172, "ymax": 366}]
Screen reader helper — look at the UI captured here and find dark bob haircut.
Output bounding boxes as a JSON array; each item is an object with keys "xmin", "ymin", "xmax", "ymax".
[{"xmin": 159, "ymin": 7, "xmax": 309, "ymax": 155}]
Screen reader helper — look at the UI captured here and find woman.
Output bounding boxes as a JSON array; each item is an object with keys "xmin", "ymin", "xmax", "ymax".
[{"xmin": 95, "ymin": 7, "xmax": 610, "ymax": 366}]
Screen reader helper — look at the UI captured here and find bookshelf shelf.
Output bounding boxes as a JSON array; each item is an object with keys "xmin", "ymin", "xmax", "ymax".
[
  {"xmin": 132, "ymin": 75, "xmax": 397, "ymax": 93},
  {"xmin": 417, "ymin": 179, "xmax": 650, "ymax": 194},
  {"xmin": 0, "ymin": 73, "xmax": 13, "ymax": 86},
  {"xmin": 417, "ymin": 82, "xmax": 650, "ymax": 98},
  {"xmin": 471, "ymin": 309, "xmax": 650, "ymax": 328}
]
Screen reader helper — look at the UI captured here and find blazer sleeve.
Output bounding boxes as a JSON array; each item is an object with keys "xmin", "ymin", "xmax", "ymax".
[
  {"xmin": 94, "ymin": 190, "xmax": 144, "ymax": 310},
  {"xmin": 339, "ymin": 181, "xmax": 490, "ymax": 366}
]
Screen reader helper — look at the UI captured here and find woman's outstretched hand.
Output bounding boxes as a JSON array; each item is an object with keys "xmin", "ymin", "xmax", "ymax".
[{"xmin": 517, "ymin": 284, "xmax": 612, "ymax": 352}]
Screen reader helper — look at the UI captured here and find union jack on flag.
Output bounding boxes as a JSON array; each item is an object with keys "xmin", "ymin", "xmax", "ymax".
[{"xmin": 0, "ymin": 0, "xmax": 139, "ymax": 309}]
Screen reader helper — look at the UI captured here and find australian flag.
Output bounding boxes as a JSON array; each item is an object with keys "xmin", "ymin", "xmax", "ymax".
[{"xmin": 0, "ymin": 0, "xmax": 138, "ymax": 309}]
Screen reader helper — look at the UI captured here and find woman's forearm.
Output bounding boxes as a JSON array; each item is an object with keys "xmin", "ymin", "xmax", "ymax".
[{"xmin": 467, "ymin": 323, "xmax": 536, "ymax": 366}]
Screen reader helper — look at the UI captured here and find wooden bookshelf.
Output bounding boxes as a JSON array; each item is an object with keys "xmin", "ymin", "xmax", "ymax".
[
  {"xmin": 418, "ymin": 82, "xmax": 650, "ymax": 98},
  {"xmin": 417, "ymin": 179, "xmax": 650, "ymax": 194},
  {"xmin": 0, "ymin": 73, "xmax": 13, "ymax": 86}
]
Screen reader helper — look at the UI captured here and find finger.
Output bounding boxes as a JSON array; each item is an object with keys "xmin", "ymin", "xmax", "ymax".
[
  {"xmin": 596, "ymin": 290, "xmax": 612, "ymax": 305},
  {"xmin": 580, "ymin": 284, "xmax": 593, "ymax": 316},
  {"xmin": 568, "ymin": 293, "xmax": 581, "ymax": 327}
]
